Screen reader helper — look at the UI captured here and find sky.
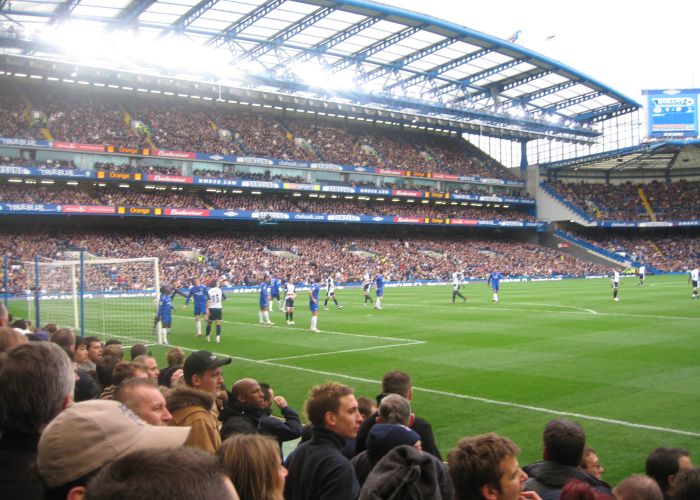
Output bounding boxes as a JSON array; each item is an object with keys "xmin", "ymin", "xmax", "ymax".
[{"xmin": 377, "ymin": 0, "xmax": 700, "ymax": 105}]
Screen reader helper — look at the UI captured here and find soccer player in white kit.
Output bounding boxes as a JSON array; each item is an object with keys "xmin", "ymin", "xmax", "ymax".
[
  {"xmin": 206, "ymin": 279, "xmax": 226, "ymax": 343},
  {"xmin": 451, "ymin": 271, "xmax": 467, "ymax": 303},
  {"xmin": 689, "ymin": 267, "xmax": 699, "ymax": 299},
  {"xmin": 611, "ymin": 269, "xmax": 621, "ymax": 301},
  {"xmin": 284, "ymin": 275, "xmax": 297, "ymax": 325}
]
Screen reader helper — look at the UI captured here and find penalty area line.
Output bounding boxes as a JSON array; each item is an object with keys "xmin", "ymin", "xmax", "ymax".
[
  {"xmin": 172, "ymin": 314, "xmax": 424, "ymax": 343},
  {"xmin": 260, "ymin": 342, "xmax": 425, "ymax": 362},
  {"xmin": 169, "ymin": 345, "xmax": 700, "ymax": 439}
]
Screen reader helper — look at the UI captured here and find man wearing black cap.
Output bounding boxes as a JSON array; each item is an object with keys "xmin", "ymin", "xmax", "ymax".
[{"xmin": 166, "ymin": 350, "xmax": 231, "ymax": 454}]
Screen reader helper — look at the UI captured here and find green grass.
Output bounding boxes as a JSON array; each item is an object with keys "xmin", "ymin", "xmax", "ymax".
[{"xmin": 9, "ymin": 274, "xmax": 700, "ymax": 484}]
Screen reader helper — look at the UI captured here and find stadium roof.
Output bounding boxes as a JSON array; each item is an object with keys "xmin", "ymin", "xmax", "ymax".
[
  {"xmin": 0, "ymin": 0, "xmax": 640, "ymax": 143},
  {"xmin": 542, "ymin": 140, "xmax": 700, "ymax": 174}
]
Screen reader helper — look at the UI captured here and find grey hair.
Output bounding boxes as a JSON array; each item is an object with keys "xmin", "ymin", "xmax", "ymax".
[
  {"xmin": 378, "ymin": 393, "xmax": 411, "ymax": 425},
  {"xmin": 0, "ymin": 342, "xmax": 75, "ymax": 432}
]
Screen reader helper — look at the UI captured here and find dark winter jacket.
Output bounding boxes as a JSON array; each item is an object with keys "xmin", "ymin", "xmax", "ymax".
[
  {"xmin": 523, "ymin": 460, "xmax": 613, "ymax": 499},
  {"xmin": 284, "ymin": 427, "xmax": 360, "ymax": 500}
]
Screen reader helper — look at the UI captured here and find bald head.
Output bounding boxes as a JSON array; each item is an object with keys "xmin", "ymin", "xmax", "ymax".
[{"xmin": 231, "ymin": 378, "xmax": 265, "ymax": 409}]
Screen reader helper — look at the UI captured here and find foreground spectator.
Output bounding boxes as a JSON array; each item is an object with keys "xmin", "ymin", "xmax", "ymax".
[
  {"xmin": 559, "ymin": 480, "xmax": 613, "ymax": 499},
  {"xmin": 523, "ymin": 420, "xmax": 611, "ymax": 498},
  {"xmin": 166, "ymin": 349, "xmax": 231, "ymax": 453},
  {"xmin": 113, "ymin": 377, "xmax": 173, "ymax": 426},
  {"xmin": 355, "ymin": 370, "xmax": 441, "ymax": 460},
  {"xmin": 353, "ymin": 423, "xmax": 422, "ymax": 487},
  {"xmin": 645, "ymin": 447, "xmax": 693, "ymax": 499},
  {"xmin": 81, "ymin": 336, "xmax": 102, "ymax": 372},
  {"xmin": 158, "ymin": 346, "xmax": 185, "ymax": 387},
  {"xmin": 579, "ymin": 447, "xmax": 605, "ymax": 480},
  {"xmin": 360, "ymin": 444, "xmax": 455, "ymax": 499},
  {"xmin": 220, "ymin": 378, "xmax": 302, "ymax": 451},
  {"xmin": 613, "ymin": 474, "xmax": 663, "ymax": 500},
  {"xmin": 284, "ymin": 382, "xmax": 363, "ymax": 500},
  {"xmin": 0, "ymin": 326, "xmax": 27, "ymax": 352},
  {"xmin": 673, "ymin": 467, "xmax": 700, "ymax": 500},
  {"xmin": 448, "ymin": 432, "xmax": 538, "ymax": 500},
  {"xmin": 85, "ymin": 447, "xmax": 239, "ymax": 500},
  {"xmin": 36, "ymin": 399, "xmax": 190, "ymax": 499},
  {"xmin": 0, "ymin": 342, "xmax": 75, "ymax": 499},
  {"xmin": 218, "ymin": 433, "xmax": 286, "ymax": 500}
]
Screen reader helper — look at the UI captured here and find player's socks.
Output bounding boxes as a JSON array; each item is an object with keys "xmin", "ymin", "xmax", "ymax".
[
  {"xmin": 259, "ymin": 311, "xmax": 264, "ymax": 324},
  {"xmin": 206, "ymin": 323, "xmax": 212, "ymax": 337},
  {"xmin": 196, "ymin": 319, "xmax": 201, "ymax": 337},
  {"xmin": 289, "ymin": 312, "xmax": 293, "ymax": 322},
  {"xmin": 310, "ymin": 316, "xmax": 318, "ymax": 331},
  {"xmin": 216, "ymin": 335, "xmax": 220, "ymax": 343},
  {"xmin": 216, "ymin": 324, "xmax": 221, "ymax": 336}
]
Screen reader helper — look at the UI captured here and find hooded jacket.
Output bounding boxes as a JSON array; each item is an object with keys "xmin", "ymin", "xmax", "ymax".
[
  {"xmin": 359, "ymin": 445, "xmax": 454, "ymax": 500},
  {"xmin": 166, "ymin": 386, "xmax": 220, "ymax": 454}
]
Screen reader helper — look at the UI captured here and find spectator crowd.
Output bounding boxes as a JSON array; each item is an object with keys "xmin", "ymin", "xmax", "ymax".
[
  {"xmin": 0, "ymin": 321, "xmax": 697, "ymax": 499},
  {"xmin": 0, "ymin": 80, "xmax": 517, "ymax": 181},
  {"xmin": 1, "ymin": 229, "xmax": 609, "ymax": 295},
  {"xmin": 548, "ymin": 180, "xmax": 700, "ymax": 222}
]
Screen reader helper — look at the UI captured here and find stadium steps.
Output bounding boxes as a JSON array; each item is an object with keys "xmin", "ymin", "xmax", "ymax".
[
  {"xmin": 553, "ymin": 229, "xmax": 634, "ymax": 267},
  {"xmin": 648, "ymin": 240, "xmax": 664, "ymax": 258},
  {"xmin": 537, "ymin": 182, "xmax": 597, "ymax": 226},
  {"xmin": 637, "ymin": 187, "xmax": 657, "ymax": 221}
]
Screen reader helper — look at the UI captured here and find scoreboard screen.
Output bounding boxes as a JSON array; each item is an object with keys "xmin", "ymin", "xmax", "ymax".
[{"xmin": 644, "ymin": 89, "xmax": 698, "ymax": 138}]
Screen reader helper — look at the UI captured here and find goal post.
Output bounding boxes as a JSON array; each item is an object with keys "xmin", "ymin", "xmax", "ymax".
[{"xmin": 24, "ymin": 254, "xmax": 161, "ymax": 345}]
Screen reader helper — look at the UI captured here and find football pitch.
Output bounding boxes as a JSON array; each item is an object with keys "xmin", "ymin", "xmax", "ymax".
[{"xmin": 11, "ymin": 274, "xmax": 700, "ymax": 483}]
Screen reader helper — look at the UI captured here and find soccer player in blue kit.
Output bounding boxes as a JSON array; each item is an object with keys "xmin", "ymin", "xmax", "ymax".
[
  {"xmin": 269, "ymin": 275, "xmax": 282, "ymax": 312},
  {"xmin": 184, "ymin": 277, "xmax": 208, "ymax": 337},
  {"xmin": 259, "ymin": 275, "xmax": 274, "ymax": 325},
  {"xmin": 158, "ymin": 288, "xmax": 174, "ymax": 344},
  {"xmin": 374, "ymin": 271, "xmax": 385, "ymax": 310},
  {"xmin": 487, "ymin": 271, "xmax": 503, "ymax": 303},
  {"xmin": 309, "ymin": 276, "xmax": 321, "ymax": 332}
]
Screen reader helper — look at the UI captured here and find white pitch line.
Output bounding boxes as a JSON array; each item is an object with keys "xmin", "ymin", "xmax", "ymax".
[
  {"xmin": 386, "ymin": 302, "xmax": 698, "ymax": 321},
  {"xmin": 260, "ymin": 342, "xmax": 424, "ymax": 362},
  {"xmin": 172, "ymin": 314, "xmax": 422, "ymax": 343},
  {"xmin": 169, "ymin": 345, "xmax": 700, "ymax": 438},
  {"xmin": 512, "ymin": 302, "xmax": 599, "ymax": 315}
]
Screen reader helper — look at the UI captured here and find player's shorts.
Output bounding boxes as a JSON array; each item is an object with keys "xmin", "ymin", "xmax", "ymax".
[
  {"xmin": 194, "ymin": 304, "xmax": 206, "ymax": 316},
  {"xmin": 285, "ymin": 297, "xmax": 295, "ymax": 308},
  {"xmin": 326, "ymin": 290, "xmax": 335, "ymax": 297},
  {"xmin": 452, "ymin": 284, "xmax": 460, "ymax": 292},
  {"xmin": 271, "ymin": 291, "xmax": 280, "ymax": 300},
  {"xmin": 490, "ymin": 285, "xmax": 499, "ymax": 292},
  {"xmin": 310, "ymin": 301, "xmax": 319, "ymax": 313},
  {"xmin": 160, "ymin": 314, "xmax": 172, "ymax": 327},
  {"xmin": 363, "ymin": 283, "xmax": 371, "ymax": 292},
  {"xmin": 612, "ymin": 281, "xmax": 619, "ymax": 289},
  {"xmin": 376, "ymin": 289, "xmax": 384, "ymax": 297},
  {"xmin": 259, "ymin": 299, "xmax": 269, "ymax": 309},
  {"xmin": 693, "ymin": 280, "xmax": 698, "ymax": 288},
  {"xmin": 208, "ymin": 308, "xmax": 222, "ymax": 321}
]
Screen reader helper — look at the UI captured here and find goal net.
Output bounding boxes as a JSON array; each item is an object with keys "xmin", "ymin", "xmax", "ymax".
[{"xmin": 24, "ymin": 255, "xmax": 161, "ymax": 345}]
